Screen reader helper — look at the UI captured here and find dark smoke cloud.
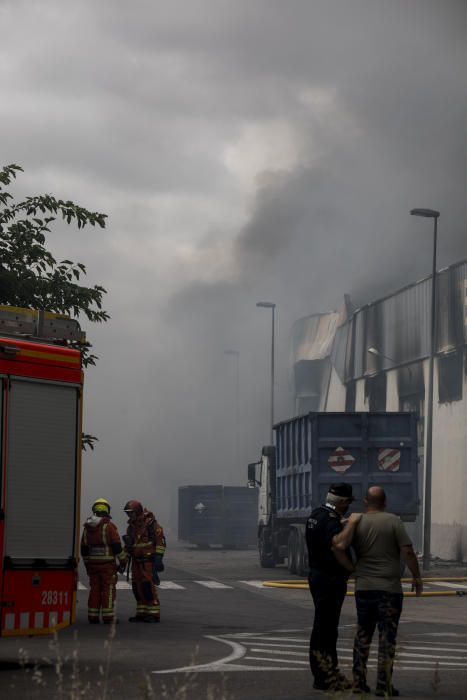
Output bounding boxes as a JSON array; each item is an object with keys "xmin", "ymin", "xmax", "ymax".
[{"xmin": 1, "ymin": 1, "xmax": 466, "ymax": 534}]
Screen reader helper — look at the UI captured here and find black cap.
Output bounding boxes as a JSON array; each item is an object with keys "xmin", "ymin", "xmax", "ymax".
[{"xmin": 329, "ymin": 483, "xmax": 354, "ymax": 500}]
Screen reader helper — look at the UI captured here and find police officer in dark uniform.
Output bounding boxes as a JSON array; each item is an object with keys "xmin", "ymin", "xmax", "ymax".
[{"xmin": 306, "ymin": 483, "xmax": 361, "ymax": 692}]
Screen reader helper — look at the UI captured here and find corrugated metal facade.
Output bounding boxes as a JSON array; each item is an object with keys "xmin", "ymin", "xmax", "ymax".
[
  {"xmin": 291, "ymin": 312, "xmax": 340, "ymax": 363},
  {"xmin": 290, "ymin": 258, "xmax": 467, "ymax": 561},
  {"xmin": 330, "ymin": 259, "xmax": 467, "ymax": 385}
]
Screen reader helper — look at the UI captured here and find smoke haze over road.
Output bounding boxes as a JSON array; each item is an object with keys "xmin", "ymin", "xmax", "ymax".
[{"xmin": 1, "ymin": 0, "xmax": 466, "ymax": 533}]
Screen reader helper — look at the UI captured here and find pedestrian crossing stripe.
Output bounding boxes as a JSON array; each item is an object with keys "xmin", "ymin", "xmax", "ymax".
[
  {"xmin": 78, "ymin": 579, "xmax": 236, "ymax": 591},
  {"xmin": 77, "ymin": 579, "xmax": 466, "ymax": 592},
  {"xmin": 154, "ymin": 629, "xmax": 467, "ymax": 674}
]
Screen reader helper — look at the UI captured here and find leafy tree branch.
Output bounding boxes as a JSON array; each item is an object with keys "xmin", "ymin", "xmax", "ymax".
[{"xmin": 0, "ymin": 164, "xmax": 109, "ymax": 448}]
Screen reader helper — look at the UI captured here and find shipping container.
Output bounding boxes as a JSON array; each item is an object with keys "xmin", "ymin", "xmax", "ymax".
[{"xmin": 178, "ymin": 485, "xmax": 258, "ymax": 548}]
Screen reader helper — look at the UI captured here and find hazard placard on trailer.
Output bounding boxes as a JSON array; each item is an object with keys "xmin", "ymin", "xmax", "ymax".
[
  {"xmin": 378, "ymin": 448, "xmax": 401, "ymax": 472},
  {"xmin": 328, "ymin": 446, "xmax": 355, "ymax": 473}
]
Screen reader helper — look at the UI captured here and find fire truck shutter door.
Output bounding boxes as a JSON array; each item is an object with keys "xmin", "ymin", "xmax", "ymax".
[{"xmin": 5, "ymin": 379, "xmax": 78, "ymax": 561}]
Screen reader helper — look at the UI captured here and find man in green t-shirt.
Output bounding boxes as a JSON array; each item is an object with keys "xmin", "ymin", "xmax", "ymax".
[{"xmin": 350, "ymin": 486, "xmax": 423, "ymax": 697}]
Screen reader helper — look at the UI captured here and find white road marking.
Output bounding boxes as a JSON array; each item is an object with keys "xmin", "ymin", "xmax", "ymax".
[
  {"xmin": 154, "ymin": 627, "xmax": 467, "ymax": 674},
  {"xmin": 267, "ymin": 628, "xmax": 306, "ymax": 633},
  {"xmin": 75, "ymin": 579, "xmax": 467, "ymax": 594},
  {"xmin": 245, "ymin": 656, "xmax": 308, "ymax": 665},
  {"xmin": 396, "ymin": 645, "xmax": 467, "ymax": 653},
  {"xmin": 153, "ymin": 636, "xmax": 249, "ymax": 674},
  {"xmin": 406, "ymin": 640, "xmax": 467, "ymax": 647},
  {"xmin": 410, "ymin": 632, "xmax": 467, "ymax": 637},
  {"xmin": 395, "ymin": 659, "xmax": 467, "ymax": 667},
  {"xmin": 250, "ymin": 648, "xmax": 307, "ymax": 657},
  {"xmin": 340, "ymin": 664, "xmax": 466, "ymax": 672},
  {"xmin": 244, "ymin": 642, "xmax": 306, "ymax": 649},
  {"xmin": 81, "ymin": 579, "xmax": 186, "ymax": 590},
  {"xmin": 116, "ymin": 581, "xmax": 132, "ymax": 590},
  {"xmin": 225, "ymin": 635, "xmax": 307, "ymax": 643},
  {"xmin": 338, "ymin": 645, "xmax": 467, "ymax": 657},
  {"xmin": 428, "ymin": 581, "xmax": 467, "ymax": 590},
  {"xmin": 84, "ymin": 580, "xmax": 186, "ymax": 591}
]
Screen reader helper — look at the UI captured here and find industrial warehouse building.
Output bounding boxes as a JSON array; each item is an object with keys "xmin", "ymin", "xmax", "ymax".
[{"xmin": 291, "ymin": 258, "xmax": 467, "ymax": 561}]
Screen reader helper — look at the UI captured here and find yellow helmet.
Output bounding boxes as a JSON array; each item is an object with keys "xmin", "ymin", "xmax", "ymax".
[{"xmin": 92, "ymin": 498, "xmax": 110, "ymax": 515}]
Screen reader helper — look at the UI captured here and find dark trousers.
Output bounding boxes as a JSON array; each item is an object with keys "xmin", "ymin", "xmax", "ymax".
[
  {"xmin": 353, "ymin": 590, "xmax": 403, "ymax": 691},
  {"xmin": 309, "ymin": 570, "xmax": 347, "ymax": 682}
]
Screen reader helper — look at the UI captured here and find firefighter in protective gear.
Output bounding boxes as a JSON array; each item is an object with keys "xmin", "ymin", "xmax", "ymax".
[
  {"xmin": 81, "ymin": 498, "xmax": 126, "ymax": 624},
  {"xmin": 123, "ymin": 499, "xmax": 166, "ymax": 623}
]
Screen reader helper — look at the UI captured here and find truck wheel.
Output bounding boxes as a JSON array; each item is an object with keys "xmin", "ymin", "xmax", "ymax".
[
  {"xmin": 288, "ymin": 531, "xmax": 298, "ymax": 575},
  {"xmin": 259, "ymin": 530, "xmax": 275, "ymax": 568}
]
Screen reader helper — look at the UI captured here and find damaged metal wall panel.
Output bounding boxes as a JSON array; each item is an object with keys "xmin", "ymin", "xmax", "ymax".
[
  {"xmin": 297, "ymin": 259, "xmax": 467, "ymax": 413},
  {"xmin": 294, "ymin": 358, "xmax": 331, "ymax": 414},
  {"xmin": 337, "ymin": 261, "xmax": 467, "ymax": 385},
  {"xmin": 353, "ymin": 309, "xmax": 366, "ymax": 379},
  {"xmin": 370, "ymin": 278, "xmax": 431, "ymax": 368},
  {"xmin": 397, "ymin": 362, "xmax": 425, "ymax": 399},
  {"xmin": 339, "ymin": 279, "xmax": 432, "ymax": 383},
  {"xmin": 365, "ymin": 301, "xmax": 384, "ymax": 375},
  {"xmin": 437, "ymin": 262, "xmax": 467, "ymax": 353},
  {"xmin": 330, "ymin": 321, "xmax": 350, "ymax": 382},
  {"xmin": 364, "ymin": 372, "xmax": 387, "ymax": 411},
  {"xmin": 345, "ymin": 381, "xmax": 356, "ymax": 411},
  {"xmin": 438, "ymin": 350, "xmax": 463, "ymax": 403},
  {"xmin": 391, "ymin": 279, "xmax": 431, "ymax": 363},
  {"xmin": 291, "ymin": 312, "xmax": 340, "ymax": 363}
]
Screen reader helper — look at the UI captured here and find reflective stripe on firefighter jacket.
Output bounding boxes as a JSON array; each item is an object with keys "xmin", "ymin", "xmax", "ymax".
[
  {"xmin": 124, "ymin": 510, "xmax": 166, "ymax": 561},
  {"xmin": 125, "ymin": 509, "xmax": 166, "ymax": 620},
  {"xmin": 81, "ymin": 514, "xmax": 125, "ymax": 623},
  {"xmin": 81, "ymin": 515, "xmax": 126, "ymax": 565}
]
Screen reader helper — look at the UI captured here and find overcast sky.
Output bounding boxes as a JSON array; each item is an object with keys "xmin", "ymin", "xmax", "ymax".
[{"xmin": 1, "ymin": 0, "xmax": 466, "ymax": 533}]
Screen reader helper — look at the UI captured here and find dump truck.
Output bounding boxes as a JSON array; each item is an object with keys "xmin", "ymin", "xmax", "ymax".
[
  {"xmin": 248, "ymin": 411, "xmax": 419, "ymax": 575},
  {"xmin": 178, "ymin": 485, "xmax": 258, "ymax": 548}
]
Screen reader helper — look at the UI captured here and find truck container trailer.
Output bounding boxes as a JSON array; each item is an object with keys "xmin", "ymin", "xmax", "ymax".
[{"xmin": 248, "ymin": 411, "xmax": 419, "ymax": 575}]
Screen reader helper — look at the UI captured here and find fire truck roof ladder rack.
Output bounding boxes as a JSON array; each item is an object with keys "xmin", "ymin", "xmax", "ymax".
[{"xmin": 0, "ymin": 306, "xmax": 85, "ymax": 343}]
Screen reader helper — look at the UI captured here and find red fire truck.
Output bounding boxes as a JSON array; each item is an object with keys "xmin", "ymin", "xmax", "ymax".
[{"xmin": 0, "ymin": 306, "xmax": 84, "ymax": 637}]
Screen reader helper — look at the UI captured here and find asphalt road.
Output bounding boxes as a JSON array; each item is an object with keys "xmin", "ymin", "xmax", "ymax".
[{"xmin": 1, "ymin": 546, "xmax": 467, "ymax": 699}]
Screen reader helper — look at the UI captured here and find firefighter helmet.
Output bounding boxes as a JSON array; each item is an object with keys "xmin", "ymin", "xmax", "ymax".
[
  {"xmin": 124, "ymin": 499, "xmax": 143, "ymax": 515},
  {"xmin": 92, "ymin": 497, "xmax": 111, "ymax": 515}
]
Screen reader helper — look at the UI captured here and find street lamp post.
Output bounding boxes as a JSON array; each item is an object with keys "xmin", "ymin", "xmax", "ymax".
[
  {"xmin": 224, "ymin": 350, "xmax": 240, "ymax": 471},
  {"xmin": 410, "ymin": 207, "xmax": 440, "ymax": 571},
  {"xmin": 256, "ymin": 302, "xmax": 276, "ymax": 445}
]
